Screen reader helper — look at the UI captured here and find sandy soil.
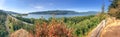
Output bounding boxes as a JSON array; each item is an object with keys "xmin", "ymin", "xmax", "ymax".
[{"xmin": 100, "ymin": 18, "xmax": 120, "ymax": 37}]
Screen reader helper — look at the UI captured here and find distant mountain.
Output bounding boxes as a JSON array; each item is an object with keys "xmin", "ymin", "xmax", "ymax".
[
  {"xmin": 5, "ymin": 11, "xmax": 19, "ymax": 14},
  {"xmin": 0, "ymin": 10, "xmax": 19, "ymax": 14},
  {"xmin": 29, "ymin": 10, "xmax": 98, "ymax": 15},
  {"xmin": 78, "ymin": 11, "xmax": 99, "ymax": 14},
  {"xmin": 29, "ymin": 10, "xmax": 80, "ymax": 15}
]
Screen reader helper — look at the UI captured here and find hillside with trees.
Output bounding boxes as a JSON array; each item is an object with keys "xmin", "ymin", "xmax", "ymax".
[
  {"xmin": 0, "ymin": 0, "xmax": 115, "ymax": 37},
  {"xmin": 29, "ymin": 10, "xmax": 98, "ymax": 15},
  {"xmin": 100, "ymin": 0, "xmax": 120, "ymax": 37},
  {"xmin": 0, "ymin": 11, "xmax": 8, "ymax": 37},
  {"xmin": 0, "ymin": 10, "xmax": 106, "ymax": 37}
]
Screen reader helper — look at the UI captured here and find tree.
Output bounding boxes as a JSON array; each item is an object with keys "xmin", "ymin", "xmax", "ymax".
[{"xmin": 108, "ymin": 0, "xmax": 120, "ymax": 18}]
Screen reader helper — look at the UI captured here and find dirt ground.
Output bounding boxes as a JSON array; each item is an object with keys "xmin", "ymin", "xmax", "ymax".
[{"xmin": 100, "ymin": 18, "xmax": 120, "ymax": 37}]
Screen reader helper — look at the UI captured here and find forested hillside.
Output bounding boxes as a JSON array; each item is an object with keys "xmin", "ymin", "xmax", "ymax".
[
  {"xmin": 9, "ymin": 13, "xmax": 106, "ymax": 37},
  {"xmin": 0, "ymin": 11, "xmax": 8, "ymax": 37},
  {"xmin": 0, "ymin": 9, "xmax": 106, "ymax": 37}
]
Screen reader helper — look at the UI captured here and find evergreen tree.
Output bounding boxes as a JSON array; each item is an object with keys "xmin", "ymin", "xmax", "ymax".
[{"xmin": 108, "ymin": 0, "xmax": 120, "ymax": 18}]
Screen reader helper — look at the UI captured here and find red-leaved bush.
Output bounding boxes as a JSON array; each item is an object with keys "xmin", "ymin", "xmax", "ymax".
[{"xmin": 34, "ymin": 19, "xmax": 73, "ymax": 37}]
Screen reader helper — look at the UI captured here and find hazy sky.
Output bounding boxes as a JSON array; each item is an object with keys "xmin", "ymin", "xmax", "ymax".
[{"xmin": 0, "ymin": 0, "xmax": 111, "ymax": 13}]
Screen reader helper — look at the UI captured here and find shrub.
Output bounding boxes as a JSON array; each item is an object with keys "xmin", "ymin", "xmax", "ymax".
[{"xmin": 34, "ymin": 18, "xmax": 73, "ymax": 37}]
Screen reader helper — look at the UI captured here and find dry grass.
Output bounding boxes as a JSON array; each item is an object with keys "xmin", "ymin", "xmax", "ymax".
[
  {"xmin": 100, "ymin": 17, "xmax": 120, "ymax": 37},
  {"xmin": 10, "ymin": 29, "xmax": 34, "ymax": 37}
]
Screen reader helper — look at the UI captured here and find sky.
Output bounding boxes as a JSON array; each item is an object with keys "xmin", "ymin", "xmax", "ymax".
[{"xmin": 0, "ymin": 0, "xmax": 111, "ymax": 13}]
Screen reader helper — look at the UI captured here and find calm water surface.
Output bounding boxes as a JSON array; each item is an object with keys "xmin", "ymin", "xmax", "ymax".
[{"xmin": 22, "ymin": 13, "xmax": 97, "ymax": 19}]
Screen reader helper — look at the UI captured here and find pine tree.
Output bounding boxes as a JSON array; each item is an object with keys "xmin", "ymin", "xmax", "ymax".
[{"xmin": 108, "ymin": 0, "xmax": 120, "ymax": 18}]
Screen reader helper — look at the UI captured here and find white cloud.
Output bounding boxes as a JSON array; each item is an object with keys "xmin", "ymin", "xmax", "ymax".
[
  {"xmin": 0, "ymin": 0, "xmax": 5, "ymax": 9},
  {"xmin": 34, "ymin": 6, "xmax": 44, "ymax": 9}
]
